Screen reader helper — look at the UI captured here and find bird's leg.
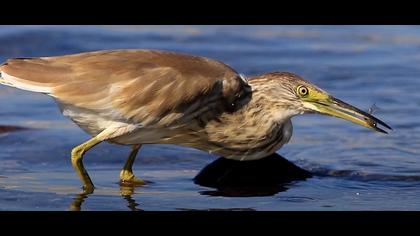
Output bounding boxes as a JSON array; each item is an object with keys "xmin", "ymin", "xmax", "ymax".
[
  {"xmin": 71, "ymin": 137, "xmax": 102, "ymax": 193},
  {"xmin": 120, "ymin": 144, "xmax": 146, "ymax": 185}
]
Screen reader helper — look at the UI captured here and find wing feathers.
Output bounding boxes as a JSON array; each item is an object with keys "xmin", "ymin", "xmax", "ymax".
[{"xmin": 0, "ymin": 49, "xmax": 250, "ymax": 127}]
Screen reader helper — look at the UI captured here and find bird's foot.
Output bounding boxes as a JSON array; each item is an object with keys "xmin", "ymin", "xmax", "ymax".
[
  {"xmin": 82, "ymin": 184, "xmax": 95, "ymax": 194},
  {"xmin": 119, "ymin": 170, "xmax": 147, "ymax": 186}
]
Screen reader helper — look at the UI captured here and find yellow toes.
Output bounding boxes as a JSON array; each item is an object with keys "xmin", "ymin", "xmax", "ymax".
[{"xmin": 119, "ymin": 170, "xmax": 147, "ymax": 186}]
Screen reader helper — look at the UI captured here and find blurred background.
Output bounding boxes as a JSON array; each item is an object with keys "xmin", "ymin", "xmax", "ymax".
[{"xmin": 0, "ymin": 25, "xmax": 419, "ymax": 210}]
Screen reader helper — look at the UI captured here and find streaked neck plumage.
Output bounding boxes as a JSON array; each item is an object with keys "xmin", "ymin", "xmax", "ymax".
[{"xmin": 200, "ymin": 76, "xmax": 298, "ymax": 161}]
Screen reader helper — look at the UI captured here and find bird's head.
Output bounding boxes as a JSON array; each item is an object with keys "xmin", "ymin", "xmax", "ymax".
[{"xmin": 249, "ymin": 72, "xmax": 392, "ymax": 133}]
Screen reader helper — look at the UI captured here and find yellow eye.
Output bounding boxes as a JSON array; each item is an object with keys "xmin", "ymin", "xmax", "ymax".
[{"xmin": 297, "ymin": 85, "xmax": 309, "ymax": 96}]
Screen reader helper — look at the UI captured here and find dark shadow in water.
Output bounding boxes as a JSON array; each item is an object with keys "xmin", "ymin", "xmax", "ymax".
[
  {"xmin": 194, "ymin": 153, "xmax": 312, "ymax": 197},
  {"xmin": 0, "ymin": 125, "xmax": 27, "ymax": 134}
]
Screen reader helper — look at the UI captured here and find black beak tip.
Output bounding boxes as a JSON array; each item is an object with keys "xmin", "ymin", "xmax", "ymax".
[
  {"xmin": 373, "ymin": 122, "xmax": 391, "ymax": 134},
  {"xmin": 371, "ymin": 117, "xmax": 392, "ymax": 133},
  {"xmin": 378, "ymin": 128, "xmax": 388, "ymax": 134},
  {"xmin": 381, "ymin": 121, "xmax": 392, "ymax": 130}
]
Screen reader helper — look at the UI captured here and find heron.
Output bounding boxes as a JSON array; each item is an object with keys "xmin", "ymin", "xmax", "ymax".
[{"xmin": 0, "ymin": 49, "xmax": 391, "ymax": 192}]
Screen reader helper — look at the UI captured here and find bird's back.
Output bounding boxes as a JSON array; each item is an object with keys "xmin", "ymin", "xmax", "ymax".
[{"xmin": 0, "ymin": 49, "xmax": 250, "ymax": 129}]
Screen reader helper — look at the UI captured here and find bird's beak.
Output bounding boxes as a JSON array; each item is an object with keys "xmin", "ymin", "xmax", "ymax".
[{"xmin": 309, "ymin": 96, "xmax": 392, "ymax": 134}]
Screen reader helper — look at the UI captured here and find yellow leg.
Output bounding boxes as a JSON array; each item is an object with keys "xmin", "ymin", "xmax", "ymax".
[
  {"xmin": 120, "ymin": 144, "xmax": 146, "ymax": 185},
  {"xmin": 71, "ymin": 137, "xmax": 102, "ymax": 193}
]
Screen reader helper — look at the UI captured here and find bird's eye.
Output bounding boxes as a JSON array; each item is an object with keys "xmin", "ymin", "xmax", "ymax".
[{"xmin": 297, "ymin": 85, "xmax": 309, "ymax": 96}]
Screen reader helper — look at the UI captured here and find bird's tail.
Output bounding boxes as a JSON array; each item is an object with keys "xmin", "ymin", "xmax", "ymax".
[{"xmin": 0, "ymin": 60, "xmax": 52, "ymax": 94}]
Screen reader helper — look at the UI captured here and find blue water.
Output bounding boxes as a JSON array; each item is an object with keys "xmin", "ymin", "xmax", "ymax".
[{"xmin": 0, "ymin": 25, "xmax": 419, "ymax": 210}]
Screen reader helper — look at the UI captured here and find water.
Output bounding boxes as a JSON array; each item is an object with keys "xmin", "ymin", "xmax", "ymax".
[{"xmin": 0, "ymin": 25, "xmax": 419, "ymax": 210}]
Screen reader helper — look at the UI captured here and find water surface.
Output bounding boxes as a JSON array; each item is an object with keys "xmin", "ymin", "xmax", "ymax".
[{"xmin": 0, "ymin": 25, "xmax": 419, "ymax": 210}]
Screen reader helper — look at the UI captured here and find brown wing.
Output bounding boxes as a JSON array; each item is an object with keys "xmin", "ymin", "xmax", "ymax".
[{"xmin": 0, "ymin": 49, "xmax": 249, "ymax": 127}]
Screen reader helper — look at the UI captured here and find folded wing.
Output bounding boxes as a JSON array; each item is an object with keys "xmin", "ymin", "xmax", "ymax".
[{"xmin": 0, "ymin": 49, "xmax": 250, "ymax": 127}]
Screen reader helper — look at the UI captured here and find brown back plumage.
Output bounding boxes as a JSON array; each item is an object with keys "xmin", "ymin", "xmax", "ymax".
[{"xmin": 0, "ymin": 49, "xmax": 250, "ymax": 127}]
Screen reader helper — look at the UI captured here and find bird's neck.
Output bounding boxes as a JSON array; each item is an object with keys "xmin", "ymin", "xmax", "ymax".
[
  {"xmin": 246, "ymin": 77, "xmax": 300, "ymax": 123},
  {"xmin": 199, "ymin": 77, "xmax": 296, "ymax": 160}
]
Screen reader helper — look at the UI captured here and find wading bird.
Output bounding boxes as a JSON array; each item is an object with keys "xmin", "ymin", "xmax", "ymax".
[{"xmin": 0, "ymin": 49, "xmax": 391, "ymax": 192}]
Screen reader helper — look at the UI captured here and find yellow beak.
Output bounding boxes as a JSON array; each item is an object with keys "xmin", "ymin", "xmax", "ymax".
[{"xmin": 310, "ymin": 96, "xmax": 392, "ymax": 134}]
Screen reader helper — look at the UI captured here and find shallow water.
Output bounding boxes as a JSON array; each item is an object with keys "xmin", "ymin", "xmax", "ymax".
[{"xmin": 0, "ymin": 25, "xmax": 419, "ymax": 210}]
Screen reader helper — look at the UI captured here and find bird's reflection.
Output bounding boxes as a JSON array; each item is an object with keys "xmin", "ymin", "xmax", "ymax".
[
  {"xmin": 69, "ymin": 153, "xmax": 312, "ymax": 210},
  {"xmin": 69, "ymin": 184, "xmax": 144, "ymax": 211},
  {"xmin": 69, "ymin": 190, "xmax": 90, "ymax": 211},
  {"xmin": 120, "ymin": 185, "xmax": 143, "ymax": 211},
  {"xmin": 194, "ymin": 153, "xmax": 312, "ymax": 197}
]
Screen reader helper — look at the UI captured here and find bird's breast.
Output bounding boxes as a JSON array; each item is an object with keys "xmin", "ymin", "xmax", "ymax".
[{"xmin": 202, "ymin": 117, "xmax": 293, "ymax": 161}]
